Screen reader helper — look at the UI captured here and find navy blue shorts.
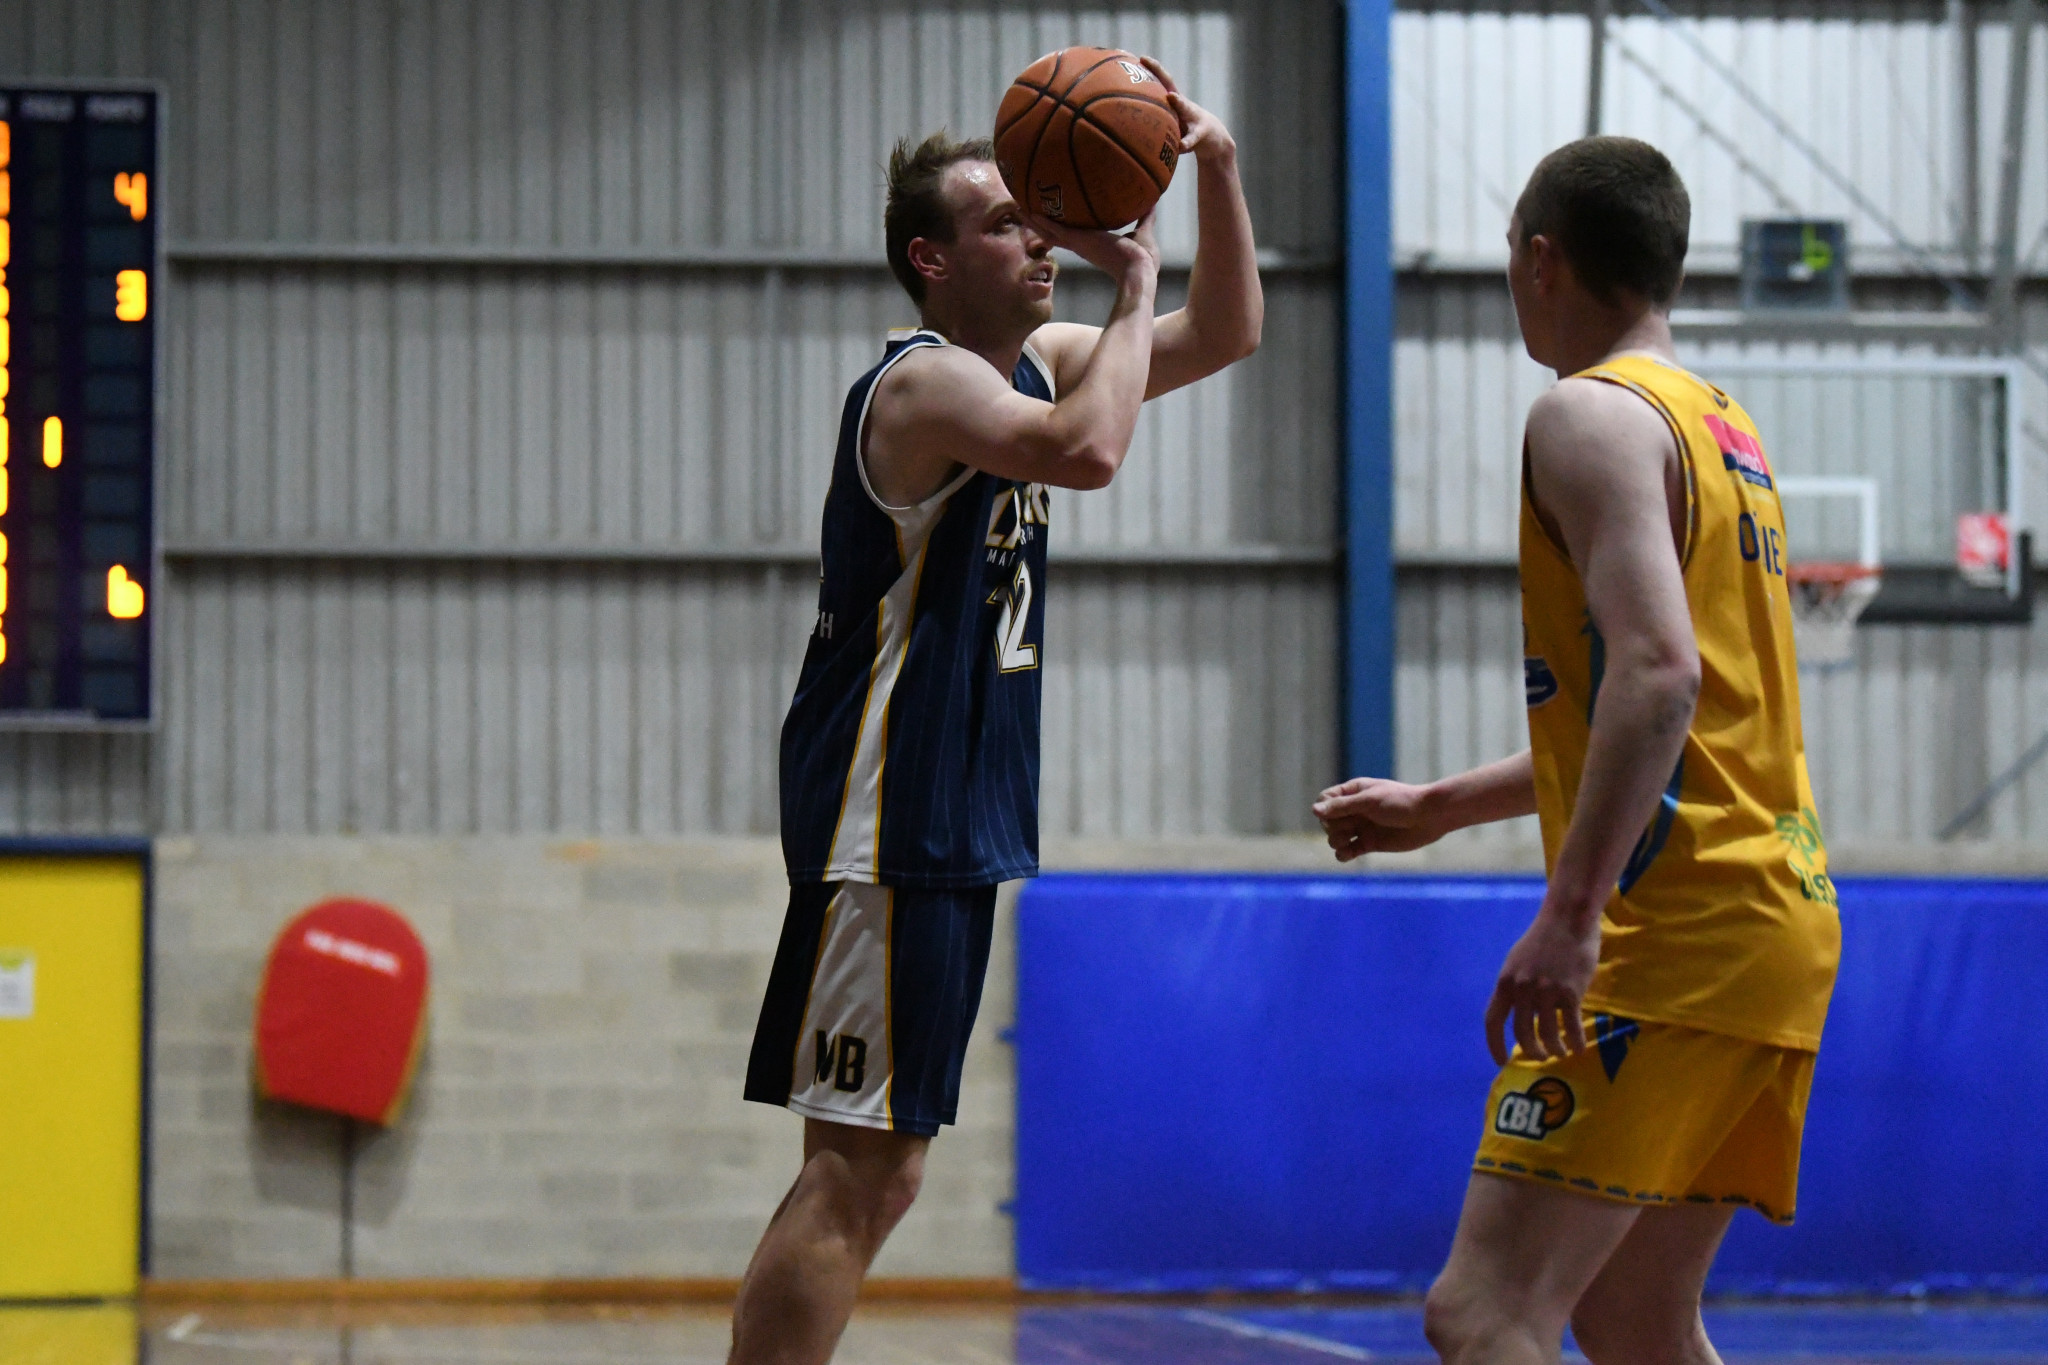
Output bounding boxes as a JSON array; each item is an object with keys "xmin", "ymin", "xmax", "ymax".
[{"xmin": 744, "ymin": 881, "xmax": 997, "ymax": 1138}]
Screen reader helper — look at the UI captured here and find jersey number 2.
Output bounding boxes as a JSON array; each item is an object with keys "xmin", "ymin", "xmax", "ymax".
[{"xmin": 993, "ymin": 563, "xmax": 1038, "ymax": 672}]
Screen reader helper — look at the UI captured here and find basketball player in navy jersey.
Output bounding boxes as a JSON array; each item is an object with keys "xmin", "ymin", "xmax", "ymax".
[{"xmin": 729, "ymin": 58, "xmax": 1261, "ymax": 1365}]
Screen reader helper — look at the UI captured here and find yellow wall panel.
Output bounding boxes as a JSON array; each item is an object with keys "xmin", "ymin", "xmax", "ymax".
[
  {"xmin": 0, "ymin": 856, "xmax": 144, "ymax": 1299},
  {"xmin": 0, "ymin": 1305, "xmax": 135, "ymax": 1365}
]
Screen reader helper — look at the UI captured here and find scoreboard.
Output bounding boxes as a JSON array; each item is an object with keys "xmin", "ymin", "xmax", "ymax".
[{"xmin": 0, "ymin": 86, "xmax": 158, "ymax": 725}]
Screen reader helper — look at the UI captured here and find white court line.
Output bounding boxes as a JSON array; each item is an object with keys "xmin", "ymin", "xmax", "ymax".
[{"xmin": 1181, "ymin": 1309, "xmax": 1377, "ymax": 1360}]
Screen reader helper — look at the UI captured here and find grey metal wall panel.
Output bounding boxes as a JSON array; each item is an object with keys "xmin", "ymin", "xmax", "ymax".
[
  {"xmin": 2, "ymin": 0, "xmax": 1335, "ymax": 256},
  {"xmin": 1394, "ymin": 5, "xmax": 2043, "ymax": 267},
  {"xmin": 0, "ymin": 0, "xmax": 1342, "ymax": 838},
  {"xmin": 1394, "ymin": 569, "xmax": 1541, "ymax": 847},
  {"xmin": 166, "ymin": 268, "xmax": 1336, "ymax": 554},
  {"xmin": 1040, "ymin": 569, "xmax": 1339, "ymax": 837},
  {"xmin": 159, "ymin": 561, "xmax": 817, "ymax": 836},
  {"xmin": 0, "ymin": 734, "xmax": 151, "ymax": 835},
  {"xmin": 154, "ymin": 562, "xmax": 1329, "ymax": 835}
]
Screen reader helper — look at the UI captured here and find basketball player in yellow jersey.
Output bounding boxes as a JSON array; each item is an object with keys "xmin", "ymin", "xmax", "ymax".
[{"xmin": 1315, "ymin": 137, "xmax": 1840, "ymax": 1364}]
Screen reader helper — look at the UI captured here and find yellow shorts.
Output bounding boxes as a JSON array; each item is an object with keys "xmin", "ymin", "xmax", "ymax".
[{"xmin": 1471, "ymin": 1015, "xmax": 1815, "ymax": 1224}]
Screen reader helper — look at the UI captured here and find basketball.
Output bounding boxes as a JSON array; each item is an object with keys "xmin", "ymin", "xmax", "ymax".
[{"xmin": 994, "ymin": 47, "xmax": 1181, "ymax": 230}]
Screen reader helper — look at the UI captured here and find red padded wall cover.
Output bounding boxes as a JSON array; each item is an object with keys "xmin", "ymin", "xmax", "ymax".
[{"xmin": 254, "ymin": 899, "xmax": 430, "ymax": 1125}]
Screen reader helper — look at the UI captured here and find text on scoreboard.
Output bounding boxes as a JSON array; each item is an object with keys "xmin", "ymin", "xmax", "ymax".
[{"xmin": 0, "ymin": 86, "xmax": 156, "ymax": 724}]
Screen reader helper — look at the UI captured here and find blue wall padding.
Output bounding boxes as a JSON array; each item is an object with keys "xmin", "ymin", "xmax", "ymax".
[{"xmin": 1013, "ymin": 874, "xmax": 2048, "ymax": 1295}]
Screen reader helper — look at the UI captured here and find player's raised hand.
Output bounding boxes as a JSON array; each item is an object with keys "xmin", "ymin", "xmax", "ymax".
[
  {"xmin": 1484, "ymin": 912, "xmax": 1599, "ymax": 1066},
  {"xmin": 1028, "ymin": 204, "xmax": 1162, "ymax": 286},
  {"xmin": 1139, "ymin": 56, "xmax": 1235, "ymax": 163},
  {"xmin": 1312, "ymin": 776, "xmax": 1447, "ymax": 860}
]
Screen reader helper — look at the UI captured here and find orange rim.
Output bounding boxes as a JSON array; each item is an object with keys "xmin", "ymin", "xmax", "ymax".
[{"xmin": 1787, "ymin": 562, "xmax": 1881, "ymax": 585}]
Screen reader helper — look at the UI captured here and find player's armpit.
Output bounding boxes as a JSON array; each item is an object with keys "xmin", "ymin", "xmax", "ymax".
[{"xmin": 865, "ymin": 344, "xmax": 1118, "ymax": 500}]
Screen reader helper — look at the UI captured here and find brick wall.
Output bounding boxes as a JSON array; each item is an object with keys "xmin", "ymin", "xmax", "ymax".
[{"xmin": 149, "ymin": 836, "xmax": 1016, "ymax": 1279}]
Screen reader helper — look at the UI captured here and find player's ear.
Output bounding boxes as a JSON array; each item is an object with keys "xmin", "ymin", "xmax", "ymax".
[
  {"xmin": 906, "ymin": 236, "xmax": 949, "ymax": 291},
  {"xmin": 1528, "ymin": 233, "xmax": 1566, "ymax": 295}
]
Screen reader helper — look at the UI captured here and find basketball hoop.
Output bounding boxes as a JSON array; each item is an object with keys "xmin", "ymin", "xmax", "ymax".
[{"xmin": 1787, "ymin": 562, "xmax": 1882, "ymax": 670}]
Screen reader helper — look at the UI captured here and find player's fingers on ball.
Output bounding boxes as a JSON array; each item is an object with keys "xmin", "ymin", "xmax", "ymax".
[{"xmin": 1139, "ymin": 55, "xmax": 1180, "ymax": 92}]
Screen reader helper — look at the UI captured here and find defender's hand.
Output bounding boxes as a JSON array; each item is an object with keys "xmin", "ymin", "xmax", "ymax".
[
  {"xmin": 1313, "ymin": 777, "xmax": 1447, "ymax": 860},
  {"xmin": 1140, "ymin": 56, "xmax": 1237, "ymax": 163},
  {"xmin": 1484, "ymin": 913, "xmax": 1600, "ymax": 1066},
  {"xmin": 1030, "ymin": 206, "xmax": 1161, "ymax": 290}
]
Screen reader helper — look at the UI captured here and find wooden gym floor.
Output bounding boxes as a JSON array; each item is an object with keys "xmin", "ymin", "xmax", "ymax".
[{"xmin": 5, "ymin": 1298, "xmax": 2048, "ymax": 1362}]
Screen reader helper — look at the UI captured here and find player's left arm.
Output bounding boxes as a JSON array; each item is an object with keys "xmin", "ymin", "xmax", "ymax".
[
  {"xmin": 1486, "ymin": 379, "xmax": 1701, "ymax": 1067},
  {"xmin": 1032, "ymin": 58, "xmax": 1262, "ymax": 400}
]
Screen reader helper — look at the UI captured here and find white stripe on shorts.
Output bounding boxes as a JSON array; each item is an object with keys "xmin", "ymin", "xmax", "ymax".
[{"xmin": 789, "ymin": 882, "xmax": 896, "ymax": 1130}]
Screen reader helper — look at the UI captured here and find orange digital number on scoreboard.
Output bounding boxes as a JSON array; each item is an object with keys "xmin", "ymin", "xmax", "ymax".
[
  {"xmin": 0, "ymin": 88, "xmax": 158, "ymax": 719},
  {"xmin": 115, "ymin": 269, "xmax": 146, "ymax": 322}
]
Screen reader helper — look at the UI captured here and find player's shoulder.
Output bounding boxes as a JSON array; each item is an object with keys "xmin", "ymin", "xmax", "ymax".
[
  {"xmin": 871, "ymin": 339, "xmax": 1007, "ymax": 413},
  {"xmin": 1527, "ymin": 373, "xmax": 1675, "ymax": 462}
]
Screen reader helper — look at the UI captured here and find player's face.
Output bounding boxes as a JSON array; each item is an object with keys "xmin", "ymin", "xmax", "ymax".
[{"xmin": 942, "ymin": 160, "xmax": 1057, "ymax": 331}]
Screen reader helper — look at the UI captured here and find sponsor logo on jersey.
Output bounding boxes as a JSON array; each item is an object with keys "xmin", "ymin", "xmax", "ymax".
[
  {"xmin": 1524, "ymin": 656, "xmax": 1559, "ymax": 708},
  {"xmin": 1495, "ymin": 1076, "xmax": 1575, "ymax": 1140},
  {"xmin": 985, "ymin": 482, "xmax": 1051, "ymax": 560},
  {"xmin": 1704, "ymin": 413, "xmax": 1774, "ymax": 490},
  {"xmin": 1775, "ymin": 806, "xmax": 1839, "ymax": 907}
]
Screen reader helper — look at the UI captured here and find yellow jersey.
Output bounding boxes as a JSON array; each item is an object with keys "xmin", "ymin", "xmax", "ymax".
[{"xmin": 1520, "ymin": 353, "xmax": 1841, "ymax": 1051}]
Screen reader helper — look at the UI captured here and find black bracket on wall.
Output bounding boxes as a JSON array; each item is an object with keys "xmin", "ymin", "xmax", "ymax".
[{"xmin": 1861, "ymin": 533, "xmax": 2036, "ymax": 626}]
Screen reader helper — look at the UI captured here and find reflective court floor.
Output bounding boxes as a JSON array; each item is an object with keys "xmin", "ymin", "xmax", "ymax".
[{"xmin": 5, "ymin": 1300, "xmax": 2047, "ymax": 1364}]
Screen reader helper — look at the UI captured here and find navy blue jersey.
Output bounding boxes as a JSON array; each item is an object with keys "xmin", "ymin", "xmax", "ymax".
[{"xmin": 780, "ymin": 329, "xmax": 1054, "ymax": 889}]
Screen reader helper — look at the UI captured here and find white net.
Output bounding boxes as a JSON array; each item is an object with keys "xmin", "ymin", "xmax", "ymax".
[{"xmin": 1788, "ymin": 570, "xmax": 1882, "ymax": 670}]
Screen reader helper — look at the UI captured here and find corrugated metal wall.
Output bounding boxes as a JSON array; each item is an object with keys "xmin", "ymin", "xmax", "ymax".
[
  {"xmin": 1396, "ymin": 1, "xmax": 2048, "ymax": 269},
  {"xmin": 0, "ymin": 0, "xmax": 1342, "ymax": 837},
  {"xmin": 13, "ymin": 0, "xmax": 2043, "ymax": 847},
  {"xmin": 1395, "ymin": 1, "xmax": 2048, "ymax": 846}
]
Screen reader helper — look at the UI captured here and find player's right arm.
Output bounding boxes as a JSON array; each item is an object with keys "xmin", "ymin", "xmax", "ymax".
[{"xmin": 865, "ymin": 217, "xmax": 1160, "ymax": 502}]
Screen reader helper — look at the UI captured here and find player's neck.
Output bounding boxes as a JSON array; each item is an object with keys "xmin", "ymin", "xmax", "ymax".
[
  {"xmin": 1552, "ymin": 305, "xmax": 1677, "ymax": 378},
  {"xmin": 917, "ymin": 307, "xmax": 1026, "ymax": 378}
]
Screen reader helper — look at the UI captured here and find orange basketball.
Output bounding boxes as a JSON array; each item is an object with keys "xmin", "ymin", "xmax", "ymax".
[{"xmin": 994, "ymin": 47, "xmax": 1181, "ymax": 230}]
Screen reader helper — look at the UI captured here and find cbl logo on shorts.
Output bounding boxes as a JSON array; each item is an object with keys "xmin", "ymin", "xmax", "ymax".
[{"xmin": 1494, "ymin": 1076, "xmax": 1575, "ymax": 1140}]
